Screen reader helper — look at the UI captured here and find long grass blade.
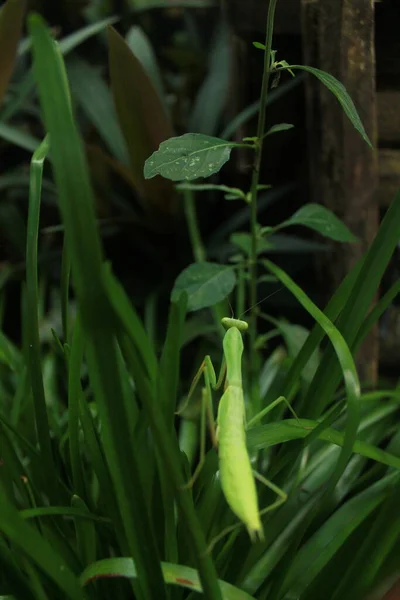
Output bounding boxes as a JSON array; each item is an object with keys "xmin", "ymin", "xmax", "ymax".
[
  {"xmin": 0, "ymin": 490, "xmax": 86, "ymax": 600},
  {"xmin": 264, "ymin": 259, "xmax": 361, "ymax": 497},
  {"xmin": 26, "ymin": 135, "xmax": 58, "ymax": 499}
]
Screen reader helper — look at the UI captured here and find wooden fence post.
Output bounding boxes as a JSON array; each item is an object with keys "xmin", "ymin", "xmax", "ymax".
[{"xmin": 301, "ymin": 0, "xmax": 379, "ymax": 383}]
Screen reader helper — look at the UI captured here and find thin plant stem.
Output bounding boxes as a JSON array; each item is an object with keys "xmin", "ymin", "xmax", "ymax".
[
  {"xmin": 183, "ymin": 188, "xmax": 206, "ymax": 263},
  {"xmin": 248, "ymin": 0, "xmax": 278, "ymax": 403},
  {"xmin": 182, "ymin": 187, "xmax": 225, "ymax": 336}
]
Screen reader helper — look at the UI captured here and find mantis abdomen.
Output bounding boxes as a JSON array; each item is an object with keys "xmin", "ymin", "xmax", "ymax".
[{"xmin": 217, "ymin": 384, "xmax": 264, "ymax": 542}]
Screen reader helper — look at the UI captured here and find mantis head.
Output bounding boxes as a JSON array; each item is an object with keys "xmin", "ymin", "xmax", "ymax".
[{"xmin": 221, "ymin": 317, "xmax": 248, "ymax": 332}]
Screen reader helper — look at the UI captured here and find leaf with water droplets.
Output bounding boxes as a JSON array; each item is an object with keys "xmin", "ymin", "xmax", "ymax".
[
  {"xmin": 144, "ymin": 133, "xmax": 239, "ymax": 181},
  {"xmin": 277, "ymin": 203, "xmax": 358, "ymax": 243}
]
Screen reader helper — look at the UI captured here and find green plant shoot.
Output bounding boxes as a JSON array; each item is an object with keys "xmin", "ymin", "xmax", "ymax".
[{"xmin": 185, "ymin": 316, "xmax": 297, "ymax": 543}]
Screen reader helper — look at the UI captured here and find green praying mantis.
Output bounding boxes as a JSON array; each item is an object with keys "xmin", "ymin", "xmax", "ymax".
[{"xmin": 182, "ymin": 315, "xmax": 300, "ymax": 543}]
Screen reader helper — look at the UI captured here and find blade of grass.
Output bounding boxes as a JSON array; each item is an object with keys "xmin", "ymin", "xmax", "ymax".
[
  {"xmin": 0, "ymin": 121, "xmax": 40, "ymax": 151},
  {"xmin": 305, "ymin": 192, "xmax": 400, "ymax": 417},
  {"xmin": 156, "ymin": 296, "xmax": 187, "ymax": 563},
  {"xmin": 2, "ymin": 16, "xmax": 118, "ymax": 122},
  {"xmin": 25, "ymin": 135, "xmax": 59, "ymax": 500},
  {"xmin": 108, "ymin": 284, "xmax": 224, "ymax": 599},
  {"xmin": 247, "ymin": 419, "xmax": 400, "ymax": 470},
  {"xmin": 67, "ymin": 314, "xmax": 86, "ymax": 500},
  {"xmin": 281, "ymin": 257, "xmax": 364, "ymax": 404},
  {"xmin": 0, "ymin": 537, "xmax": 36, "ymax": 600},
  {"xmin": 264, "ymin": 259, "xmax": 361, "ymax": 497},
  {"xmin": 0, "ymin": 489, "xmax": 86, "ymax": 599},
  {"xmin": 71, "ymin": 495, "xmax": 98, "ymax": 568},
  {"xmin": 60, "ymin": 238, "xmax": 71, "ymax": 343},
  {"xmin": 353, "ymin": 279, "xmax": 400, "ymax": 352},
  {"xmin": 331, "ymin": 480, "xmax": 400, "ymax": 600},
  {"xmin": 280, "ymin": 472, "xmax": 400, "ymax": 599}
]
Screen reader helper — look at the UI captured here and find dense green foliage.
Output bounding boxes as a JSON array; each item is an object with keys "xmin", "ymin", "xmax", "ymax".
[{"xmin": 0, "ymin": 2, "xmax": 399, "ymax": 600}]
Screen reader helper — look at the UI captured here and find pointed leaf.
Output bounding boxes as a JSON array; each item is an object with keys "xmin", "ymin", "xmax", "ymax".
[
  {"xmin": 171, "ymin": 262, "xmax": 236, "ymax": 311},
  {"xmin": 278, "ymin": 203, "xmax": 358, "ymax": 242},
  {"xmin": 108, "ymin": 26, "xmax": 175, "ymax": 213},
  {"xmin": 144, "ymin": 133, "xmax": 238, "ymax": 181},
  {"xmin": 283, "ymin": 65, "xmax": 373, "ymax": 147},
  {"xmin": 0, "ymin": 0, "xmax": 25, "ymax": 105}
]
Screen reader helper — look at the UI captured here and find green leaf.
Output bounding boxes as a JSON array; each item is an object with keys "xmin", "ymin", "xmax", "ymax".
[
  {"xmin": 171, "ymin": 262, "xmax": 236, "ymax": 311},
  {"xmin": 0, "ymin": 0, "xmax": 25, "ymax": 105},
  {"xmin": 266, "ymin": 123, "xmax": 294, "ymax": 136},
  {"xmin": 253, "ymin": 41, "xmax": 266, "ymax": 50},
  {"xmin": 80, "ymin": 558, "xmax": 255, "ymax": 599},
  {"xmin": 278, "ymin": 203, "xmax": 358, "ymax": 242},
  {"xmin": 282, "ymin": 65, "xmax": 373, "ymax": 148},
  {"xmin": 144, "ymin": 133, "xmax": 239, "ymax": 181}
]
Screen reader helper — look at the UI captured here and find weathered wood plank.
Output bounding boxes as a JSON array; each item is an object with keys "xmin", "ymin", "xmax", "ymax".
[
  {"xmin": 377, "ymin": 90, "xmax": 400, "ymax": 144},
  {"xmin": 301, "ymin": 0, "xmax": 379, "ymax": 382}
]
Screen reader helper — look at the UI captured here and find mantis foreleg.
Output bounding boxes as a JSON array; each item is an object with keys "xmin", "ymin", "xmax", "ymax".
[{"xmin": 180, "ymin": 356, "xmax": 225, "ymax": 489}]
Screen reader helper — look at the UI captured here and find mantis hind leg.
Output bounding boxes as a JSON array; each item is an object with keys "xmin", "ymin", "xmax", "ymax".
[
  {"xmin": 253, "ymin": 470, "xmax": 287, "ymax": 515},
  {"xmin": 204, "ymin": 470, "xmax": 287, "ymax": 554},
  {"xmin": 246, "ymin": 395, "xmax": 301, "ymax": 429}
]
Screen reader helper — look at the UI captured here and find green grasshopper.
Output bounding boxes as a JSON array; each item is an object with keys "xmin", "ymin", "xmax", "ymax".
[{"xmin": 183, "ymin": 316, "xmax": 298, "ymax": 542}]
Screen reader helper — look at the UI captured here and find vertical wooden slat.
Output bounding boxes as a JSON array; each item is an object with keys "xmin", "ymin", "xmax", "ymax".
[{"xmin": 301, "ymin": 0, "xmax": 379, "ymax": 383}]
